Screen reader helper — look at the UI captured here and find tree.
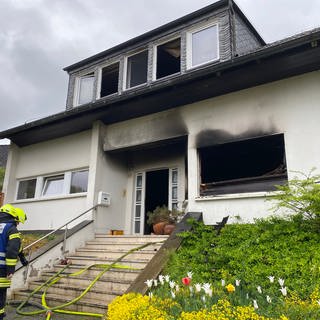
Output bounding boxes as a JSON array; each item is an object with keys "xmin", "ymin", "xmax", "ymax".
[{"xmin": 0, "ymin": 167, "xmax": 5, "ymax": 190}]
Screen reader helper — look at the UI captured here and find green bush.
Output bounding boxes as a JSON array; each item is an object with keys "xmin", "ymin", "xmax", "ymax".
[
  {"xmin": 165, "ymin": 216, "xmax": 320, "ymax": 299},
  {"xmin": 271, "ymin": 169, "xmax": 320, "ymax": 223},
  {"xmin": 0, "ymin": 167, "xmax": 5, "ymax": 190}
]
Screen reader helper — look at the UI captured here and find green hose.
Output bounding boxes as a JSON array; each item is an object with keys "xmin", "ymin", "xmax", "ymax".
[{"xmin": 15, "ymin": 241, "xmax": 164, "ymax": 319}]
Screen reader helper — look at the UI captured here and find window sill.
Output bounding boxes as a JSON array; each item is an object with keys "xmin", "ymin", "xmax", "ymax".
[
  {"xmin": 195, "ymin": 191, "xmax": 280, "ymax": 201},
  {"xmin": 12, "ymin": 192, "xmax": 87, "ymax": 204}
]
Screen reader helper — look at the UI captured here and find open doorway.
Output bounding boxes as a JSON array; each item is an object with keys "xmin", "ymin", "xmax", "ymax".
[{"xmin": 144, "ymin": 169, "xmax": 169, "ymax": 234}]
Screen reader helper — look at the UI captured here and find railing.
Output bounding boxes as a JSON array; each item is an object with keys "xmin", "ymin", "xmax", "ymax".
[{"xmin": 23, "ymin": 205, "xmax": 99, "ymax": 280}]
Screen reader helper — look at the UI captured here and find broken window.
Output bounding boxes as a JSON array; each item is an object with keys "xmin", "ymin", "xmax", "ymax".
[
  {"xmin": 187, "ymin": 23, "xmax": 219, "ymax": 68},
  {"xmin": 100, "ymin": 62, "xmax": 119, "ymax": 97},
  {"xmin": 126, "ymin": 50, "xmax": 148, "ymax": 89},
  {"xmin": 77, "ymin": 73, "xmax": 95, "ymax": 105},
  {"xmin": 198, "ymin": 134, "xmax": 287, "ymax": 196},
  {"xmin": 156, "ymin": 38, "xmax": 181, "ymax": 79}
]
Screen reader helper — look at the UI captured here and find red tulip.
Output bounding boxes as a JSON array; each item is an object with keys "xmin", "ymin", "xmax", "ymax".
[{"xmin": 182, "ymin": 277, "xmax": 191, "ymax": 286}]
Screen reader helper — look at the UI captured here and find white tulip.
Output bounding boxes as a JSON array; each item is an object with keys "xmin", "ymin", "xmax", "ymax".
[
  {"xmin": 280, "ymin": 286, "xmax": 287, "ymax": 297},
  {"xmin": 278, "ymin": 278, "xmax": 285, "ymax": 287},
  {"xmin": 145, "ymin": 279, "xmax": 153, "ymax": 288}
]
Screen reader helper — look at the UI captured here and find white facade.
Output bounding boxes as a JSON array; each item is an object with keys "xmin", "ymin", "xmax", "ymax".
[{"xmin": 3, "ymin": 70, "xmax": 320, "ymax": 232}]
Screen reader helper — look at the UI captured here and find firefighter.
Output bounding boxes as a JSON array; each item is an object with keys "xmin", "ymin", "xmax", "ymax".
[{"xmin": 0, "ymin": 204, "xmax": 27, "ymax": 319}]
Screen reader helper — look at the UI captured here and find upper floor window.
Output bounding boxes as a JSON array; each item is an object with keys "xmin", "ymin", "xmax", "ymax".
[
  {"xmin": 125, "ymin": 50, "xmax": 148, "ymax": 89},
  {"xmin": 76, "ymin": 73, "xmax": 94, "ymax": 105},
  {"xmin": 155, "ymin": 38, "xmax": 181, "ymax": 80},
  {"xmin": 99, "ymin": 62, "xmax": 119, "ymax": 98},
  {"xmin": 187, "ymin": 23, "xmax": 219, "ymax": 69}
]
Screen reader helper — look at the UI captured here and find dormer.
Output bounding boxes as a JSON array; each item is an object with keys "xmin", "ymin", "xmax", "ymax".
[{"xmin": 64, "ymin": 0, "xmax": 264, "ymax": 110}]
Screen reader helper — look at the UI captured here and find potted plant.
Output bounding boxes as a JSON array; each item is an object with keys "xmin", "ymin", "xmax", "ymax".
[{"xmin": 147, "ymin": 205, "xmax": 184, "ymax": 235}]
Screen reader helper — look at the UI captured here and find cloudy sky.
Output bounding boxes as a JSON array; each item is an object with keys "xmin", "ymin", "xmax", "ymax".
[{"xmin": 1, "ymin": 0, "xmax": 320, "ymax": 144}]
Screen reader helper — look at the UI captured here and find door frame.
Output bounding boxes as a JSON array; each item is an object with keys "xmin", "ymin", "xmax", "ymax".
[{"xmin": 132, "ymin": 167, "xmax": 178, "ymax": 235}]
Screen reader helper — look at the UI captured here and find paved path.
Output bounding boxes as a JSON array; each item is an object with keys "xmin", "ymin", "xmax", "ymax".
[{"xmin": 5, "ymin": 304, "xmax": 102, "ymax": 319}]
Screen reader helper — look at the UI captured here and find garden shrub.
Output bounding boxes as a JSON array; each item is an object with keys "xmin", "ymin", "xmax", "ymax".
[
  {"xmin": 271, "ymin": 169, "xmax": 320, "ymax": 226},
  {"xmin": 165, "ymin": 216, "xmax": 320, "ymax": 300},
  {"xmin": 107, "ymin": 293, "xmax": 171, "ymax": 320}
]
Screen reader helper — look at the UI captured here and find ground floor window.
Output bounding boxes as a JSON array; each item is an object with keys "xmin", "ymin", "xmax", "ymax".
[
  {"xmin": 16, "ymin": 169, "xmax": 89, "ymax": 200},
  {"xmin": 17, "ymin": 179, "xmax": 37, "ymax": 200},
  {"xmin": 198, "ymin": 134, "xmax": 287, "ymax": 196}
]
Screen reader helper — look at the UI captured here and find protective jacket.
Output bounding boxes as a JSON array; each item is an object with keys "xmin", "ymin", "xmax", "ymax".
[{"xmin": 0, "ymin": 212, "xmax": 21, "ymax": 283}]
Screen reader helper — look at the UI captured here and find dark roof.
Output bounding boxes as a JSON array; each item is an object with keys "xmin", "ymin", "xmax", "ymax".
[
  {"xmin": 1, "ymin": 29, "xmax": 319, "ymax": 147},
  {"xmin": 64, "ymin": 0, "xmax": 265, "ymax": 72},
  {"xmin": 0, "ymin": 145, "xmax": 8, "ymax": 167}
]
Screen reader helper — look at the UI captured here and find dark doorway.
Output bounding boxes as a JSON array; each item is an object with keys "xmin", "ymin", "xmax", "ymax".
[{"xmin": 144, "ymin": 169, "xmax": 169, "ymax": 234}]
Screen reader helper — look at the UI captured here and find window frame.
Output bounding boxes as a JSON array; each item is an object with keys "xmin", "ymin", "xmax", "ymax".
[
  {"xmin": 152, "ymin": 36, "xmax": 181, "ymax": 81},
  {"xmin": 96, "ymin": 61, "xmax": 120, "ymax": 100},
  {"xmin": 186, "ymin": 21, "xmax": 220, "ymax": 70},
  {"xmin": 123, "ymin": 49, "xmax": 149, "ymax": 90},
  {"xmin": 41, "ymin": 174, "xmax": 66, "ymax": 197},
  {"xmin": 197, "ymin": 134, "xmax": 288, "ymax": 197},
  {"xmin": 70, "ymin": 169, "xmax": 89, "ymax": 194},
  {"xmin": 16, "ymin": 178, "xmax": 37, "ymax": 200},
  {"xmin": 74, "ymin": 72, "xmax": 95, "ymax": 107},
  {"xmin": 15, "ymin": 169, "xmax": 89, "ymax": 201}
]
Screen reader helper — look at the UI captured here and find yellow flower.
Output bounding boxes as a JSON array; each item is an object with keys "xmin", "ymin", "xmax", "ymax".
[{"xmin": 225, "ymin": 283, "xmax": 236, "ymax": 293}]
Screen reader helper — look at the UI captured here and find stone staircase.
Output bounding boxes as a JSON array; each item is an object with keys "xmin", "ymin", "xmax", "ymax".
[{"xmin": 12, "ymin": 234, "xmax": 168, "ymax": 315}]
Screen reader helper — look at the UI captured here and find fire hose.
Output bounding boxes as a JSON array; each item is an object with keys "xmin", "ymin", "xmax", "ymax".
[{"xmin": 12, "ymin": 241, "xmax": 163, "ymax": 319}]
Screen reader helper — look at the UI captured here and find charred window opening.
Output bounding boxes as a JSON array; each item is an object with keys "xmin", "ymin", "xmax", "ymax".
[
  {"xmin": 100, "ymin": 62, "xmax": 119, "ymax": 97},
  {"xmin": 199, "ymin": 134, "xmax": 287, "ymax": 196},
  {"xmin": 126, "ymin": 50, "xmax": 148, "ymax": 89},
  {"xmin": 156, "ymin": 38, "xmax": 181, "ymax": 79}
]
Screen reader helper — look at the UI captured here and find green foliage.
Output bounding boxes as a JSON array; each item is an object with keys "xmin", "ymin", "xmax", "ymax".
[
  {"xmin": 163, "ymin": 219, "xmax": 216, "ymax": 283},
  {"xmin": 165, "ymin": 216, "xmax": 320, "ymax": 300},
  {"xmin": 0, "ymin": 167, "xmax": 5, "ymax": 190},
  {"xmin": 271, "ymin": 169, "xmax": 320, "ymax": 223},
  {"xmin": 147, "ymin": 205, "xmax": 183, "ymax": 225}
]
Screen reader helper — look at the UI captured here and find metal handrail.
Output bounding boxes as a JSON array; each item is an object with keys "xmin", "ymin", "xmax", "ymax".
[{"xmin": 23, "ymin": 204, "xmax": 99, "ymax": 251}]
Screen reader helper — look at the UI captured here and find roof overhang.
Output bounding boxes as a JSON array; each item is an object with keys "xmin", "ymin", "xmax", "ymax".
[{"xmin": 1, "ymin": 30, "xmax": 320, "ymax": 147}]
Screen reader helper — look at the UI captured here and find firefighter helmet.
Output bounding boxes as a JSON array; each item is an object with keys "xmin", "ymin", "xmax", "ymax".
[
  {"xmin": 0, "ymin": 204, "xmax": 16, "ymax": 217},
  {"xmin": 14, "ymin": 207, "xmax": 27, "ymax": 224}
]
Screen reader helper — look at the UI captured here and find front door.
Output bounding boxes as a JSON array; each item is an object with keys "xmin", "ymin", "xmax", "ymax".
[{"xmin": 133, "ymin": 168, "xmax": 178, "ymax": 235}]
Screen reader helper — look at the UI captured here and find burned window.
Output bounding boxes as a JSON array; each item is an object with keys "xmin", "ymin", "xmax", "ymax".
[
  {"xmin": 100, "ymin": 62, "xmax": 119, "ymax": 97},
  {"xmin": 126, "ymin": 50, "xmax": 148, "ymax": 89},
  {"xmin": 156, "ymin": 38, "xmax": 181, "ymax": 79},
  {"xmin": 199, "ymin": 134, "xmax": 287, "ymax": 196}
]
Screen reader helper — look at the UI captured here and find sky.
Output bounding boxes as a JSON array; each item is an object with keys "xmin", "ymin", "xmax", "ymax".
[{"xmin": 0, "ymin": 0, "xmax": 320, "ymax": 144}]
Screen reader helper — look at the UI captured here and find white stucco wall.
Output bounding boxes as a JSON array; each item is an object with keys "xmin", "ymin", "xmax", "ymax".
[
  {"xmin": 5, "ymin": 131, "xmax": 92, "ymax": 230},
  {"xmin": 184, "ymin": 70, "xmax": 320, "ymax": 224},
  {"xmin": 4, "ymin": 71, "xmax": 320, "ymax": 232}
]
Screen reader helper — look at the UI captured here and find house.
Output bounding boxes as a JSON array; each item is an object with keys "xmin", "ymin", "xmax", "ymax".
[{"xmin": 0, "ymin": 0, "xmax": 319, "ymax": 233}]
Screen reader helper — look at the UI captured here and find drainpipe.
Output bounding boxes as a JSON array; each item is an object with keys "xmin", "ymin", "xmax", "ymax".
[{"xmin": 228, "ymin": 0, "xmax": 236, "ymax": 59}]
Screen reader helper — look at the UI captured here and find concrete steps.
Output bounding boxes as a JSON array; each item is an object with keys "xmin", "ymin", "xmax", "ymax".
[
  {"xmin": 13, "ymin": 291, "xmax": 109, "ymax": 314},
  {"xmin": 11, "ymin": 234, "xmax": 168, "ymax": 314}
]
